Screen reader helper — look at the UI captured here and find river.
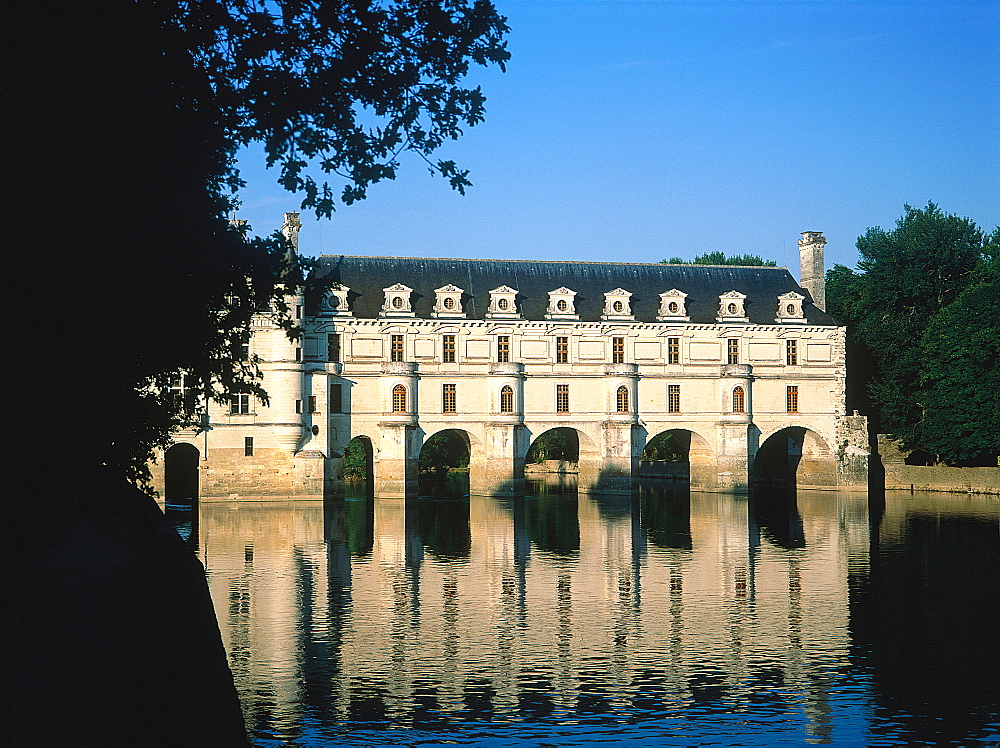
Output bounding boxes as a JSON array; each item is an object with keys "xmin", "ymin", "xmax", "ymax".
[{"xmin": 178, "ymin": 481, "xmax": 999, "ymax": 745}]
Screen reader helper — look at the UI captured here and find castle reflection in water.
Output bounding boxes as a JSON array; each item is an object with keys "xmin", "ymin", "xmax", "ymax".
[{"xmin": 192, "ymin": 476, "xmax": 900, "ymax": 744}]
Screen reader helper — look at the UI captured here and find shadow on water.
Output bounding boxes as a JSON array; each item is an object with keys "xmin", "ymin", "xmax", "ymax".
[
  {"xmin": 524, "ymin": 476, "xmax": 580, "ymax": 557},
  {"xmin": 749, "ymin": 484, "xmax": 805, "ymax": 550},
  {"xmin": 639, "ymin": 481, "xmax": 692, "ymax": 550},
  {"xmin": 851, "ymin": 490, "xmax": 1000, "ymax": 745}
]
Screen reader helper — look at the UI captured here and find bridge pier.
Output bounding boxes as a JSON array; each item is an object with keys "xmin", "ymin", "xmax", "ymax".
[
  {"xmin": 579, "ymin": 420, "xmax": 639, "ymax": 495},
  {"xmin": 469, "ymin": 422, "xmax": 528, "ymax": 496},
  {"xmin": 374, "ymin": 422, "xmax": 420, "ymax": 499}
]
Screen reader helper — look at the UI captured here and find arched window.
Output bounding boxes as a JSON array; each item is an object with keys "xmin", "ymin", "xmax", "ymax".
[
  {"xmin": 500, "ymin": 385, "xmax": 514, "ymax": 413},
  {"xmin": 616, "ymin": 385, "xmax": 629, "ymax": 413},
  {"xmin": 391, "ymin": 384, "xmax": 407, "ymax": 412},
  {"xmin": 732, "ymin": 386, "xmax": 745, "ymax": 413}
]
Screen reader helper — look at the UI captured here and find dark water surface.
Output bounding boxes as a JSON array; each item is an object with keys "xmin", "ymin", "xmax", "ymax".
[{"xmin": 188, "ymin": 482, "xmax": 999, "ymax": 746}]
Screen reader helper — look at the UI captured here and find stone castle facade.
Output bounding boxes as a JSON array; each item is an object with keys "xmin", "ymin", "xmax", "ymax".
[{"xmin": 152, "ymin": 214, "xmax": 869, "ymax": 500}]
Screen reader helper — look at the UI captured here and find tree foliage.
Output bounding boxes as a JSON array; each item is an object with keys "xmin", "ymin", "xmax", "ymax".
[
  {"xmin": 661, "ymin": 251, "xmax": 776, "ymax": 266},
  {"xmin": 827, "ymin": 203, "xmax": 998, "ymax": 463},
  {"xmin": 16, "ymin": 1, "xmax": 509, "ymax": 495},
  {"xmin": 418, "ymin": 431, "xmax": 470, "ymax": 472},
  {"xmin": 527, "ymin": 429, "xmax": 578, "ymax": 463}
]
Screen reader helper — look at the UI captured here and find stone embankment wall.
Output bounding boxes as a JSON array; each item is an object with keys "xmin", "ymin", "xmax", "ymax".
[{"xmin": 877, "ymin": 436, "xmax": 1000, "ymax": 495}]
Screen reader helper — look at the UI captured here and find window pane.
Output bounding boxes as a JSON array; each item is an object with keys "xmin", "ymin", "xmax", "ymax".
[
  {"xmin": 500, "ymin": 385, "xmax": 514, "ymax": 413},
  {"xmin": 392, "ymin": 384, "xmax": 407, "ymax": 412},
  {"xmin": 612, "ymin": 337, "xmax": 624, "ymax": 364},
  {"xmin": 443, "ymin": 334, "xmax": 456, "ymax": 363},
  {"xmin": 667, "ymin": 337, "xmax": 679, "ymax": 365},
  {"xmin": 443, "ymin": 383, "xmax": 456, "ymax": 413},
  {"xmin": 556, "ymin": 336, "xmax": 569, "ymax": 364},
  {"xmin": 616, "ymin": 385, "xmax": 629, "ymax": 412},
  {"xmin": 668, "ymin": 384, "xmax": 680, "ymax": 413},
  {"xmin": 556, "ymin": 384, "xmax": 569, "ymax": 413}
]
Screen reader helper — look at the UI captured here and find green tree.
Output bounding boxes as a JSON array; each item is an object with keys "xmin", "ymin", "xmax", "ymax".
[
  {"xmin": 527, "ymin": 429, "xmax": 577, "ymax": 463},
  {"xmin": 916, "ymin": 282, "xmax": 1000, "ymax": 463},
  {"xmin": 419, "ymin": 431, "xmax": 470, "ymax": 472},
  {"xmin": 661, "ymin": 251, "xmax": 776, "ymax": 266},
  {"xmin": 17, "ymin": 1, "xmax": 508, "ymax": 494},
  {"xmin": 827, "ymin": 203, "xmax": 997, "ymax": 462}
]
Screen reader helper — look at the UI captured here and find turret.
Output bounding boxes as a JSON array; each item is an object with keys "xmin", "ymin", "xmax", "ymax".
[{"xmin": 798, "ymin": 231, "xmax": 826, "ymax": 311}]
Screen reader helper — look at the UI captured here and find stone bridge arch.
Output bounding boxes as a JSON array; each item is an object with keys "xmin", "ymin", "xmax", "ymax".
[
  {"xmin": 752, "ymin": 426, "xmax": 836, "ymax": 490},
  {"xmin": 640, "ymin": 428, "xmax": 717, "ymax": 490}
]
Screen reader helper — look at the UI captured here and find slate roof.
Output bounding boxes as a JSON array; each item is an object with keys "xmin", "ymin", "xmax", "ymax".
[{"xmin": 312, "ymin": 256, "xmax": 839, "ymax": 326}]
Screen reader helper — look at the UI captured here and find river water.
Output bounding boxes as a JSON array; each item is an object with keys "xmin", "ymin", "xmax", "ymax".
[{"xmin": 183, "ymin": 481, "xmax": 999, "ymax": 746}]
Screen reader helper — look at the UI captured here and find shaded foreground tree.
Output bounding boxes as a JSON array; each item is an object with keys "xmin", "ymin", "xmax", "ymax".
[
  {"xmin": 14, "ymin": 0, "xmax": 509, "ymax": 497},
  {"xmin": 9, "ymin": 2, "xmax": 508, "ymax": 745},
  {"xmin": 826, "ymin": 203, "xmax": 999, "ymax": 464}
]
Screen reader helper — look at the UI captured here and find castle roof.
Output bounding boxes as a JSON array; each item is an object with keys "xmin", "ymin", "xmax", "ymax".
[{"xmin": 312, "ymin": 255, "xmax": 838, "ymax": 325}]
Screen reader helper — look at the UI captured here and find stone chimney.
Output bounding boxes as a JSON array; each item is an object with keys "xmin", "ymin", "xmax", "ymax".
[
  {"xmin": 281, "ymin": 212, "xmax": 301, "ymax": 256},
  {"xmin": 798, "ymin": 231, "xmax": 826, "ymax": 311}
]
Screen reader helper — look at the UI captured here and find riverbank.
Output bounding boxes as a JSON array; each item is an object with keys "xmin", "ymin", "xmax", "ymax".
[
  {"xmin": 7, "ymin": 481, "xmax": 248, "ymax": 746},
  {"xmin": 877, "ymin": 436, "xmax": 1000, "ymax": 495}
]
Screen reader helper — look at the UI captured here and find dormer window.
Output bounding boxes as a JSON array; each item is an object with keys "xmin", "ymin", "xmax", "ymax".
[
  {"xmin": 658, "ymin": 289, "xmax": 689, "ymax": 321},
  {"xmin": 487, "ymin": 286, "xmax": 520, "ymax": 319},
  {"xmin": 382, "ymin": 283, "xmax": 414, "ymax": 317},
  {"xmin": 775, "ymin": 291, "xmax": 807, "ymax": 323},
  {"xmin": 432, "ymin": 284, "xmax": 466, "ymax": 318},
  {"xmin": 717, "ymin": 291, "xmax": 748, "ymax": 323},
  {"xmin": 322, "ymin": 283, "xmax": 352, "ymax": 316},
  {"xmin": 546, "ymin": 287, "xmax": 579, "ymax": 320},
  {"xmin": 601, "ymin": 288, "xmax": 634, "ymax": 321}
]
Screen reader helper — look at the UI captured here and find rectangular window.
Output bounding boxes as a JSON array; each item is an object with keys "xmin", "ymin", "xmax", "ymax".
[
  {"xmin": 728, "ymin": 339, "xmax": 739, "ymax": 365},
  {"xmin": 244, "ymin": 437, "xmax": 254, "ymax": 457},
  {"xmin": 330, "ymin": 383, "xmax": 343, "ymax": 414},
  {"xmin": 497, "ymin": 335, "xmax": 510, "ymax": 363},
  {"xmin": 786, "ymin": 339, "xmax": 798, "ymax": 366},
  {"xmin": 442, "ymin": 383, "xmax": 457, "ymax": 413},
  {"xmin": 295, "ymin": 304, "xmax": 302, "ymax": 320},
  {"xmin": 556, "ymin": 336, "xmax": 569, "ymax": 364},
  {"xmin": 667, "ymin": 337, "xmax": 680, "ymax": 365},
  {"xmin": 556, "ymin": 384, "xmax": 569, "ymax": 413},
  {"xmin": 294, "ymin": 347, "xmax": 302, "ymax": 362},
  {"xmin": 612, "ymin": 337, "xmax": 625, "ymax": 364},
  {"xmin": 390, "ymin": 334, "xmax": 404, "ymax": 362},
  {"xmin": 442, "ymin": 334, "xmax": 456, "ymax": 363},
  {"xmin": 308, "ymin": 395, "xmax": 318, "ymax": 413},
  {"xmin": 234, "ymin": 339, "xmax": 250, "ymax": 361},
  {"xmin": 667, "ymin": 384, "xmax": 681, "ymax": 413},
  {"xmin": 295, "ymin": 399, "xmax": 303, "ymax": 414},
  {"xmin": 328, "ymin": 333, "xmax": 341, "ymax": 363},
  {"xmin": 168, "ymin": 373, "xmax": 196, "ymax": 407},
  {"xmin": 230, "ymin": 393, "xmax": 250, "ymax": 415},
  {"xmin": 786, "ymin": 385, "xmax": 799, "ymax": 413}
]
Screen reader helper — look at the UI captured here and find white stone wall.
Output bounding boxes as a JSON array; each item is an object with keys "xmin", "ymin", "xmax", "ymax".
[{"xmin": 154, "ymin": 300, "xmax": 856, "ymax": 498}]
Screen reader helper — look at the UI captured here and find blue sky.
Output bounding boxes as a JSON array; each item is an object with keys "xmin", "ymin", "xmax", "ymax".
[{"xmin": 234, "ymin": 0, "xmax": 999, "ymax": 276}]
